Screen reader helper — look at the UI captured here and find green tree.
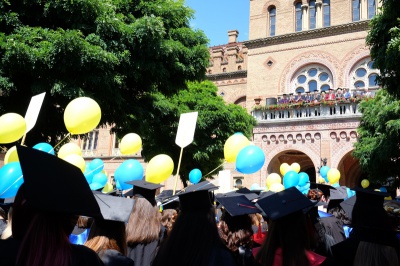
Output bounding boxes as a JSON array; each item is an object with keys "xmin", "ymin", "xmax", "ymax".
[
  {"xmin": 353, "ymin": 0, "xmax": 400, "ymax": 186},
  {"xmin": 366, "ymin": 0, "xmax": 400, "ymax": 97},
  {"xmin": 0, "ymin": 0, "xmax": 209, "ymax": 145},
  {"xmin": 353, "ymin": 90, "xmax": 400, "ymax": 184},
  {"xmin": 132, "ymin": 80, "xmax": 256, "ymax": 185}
]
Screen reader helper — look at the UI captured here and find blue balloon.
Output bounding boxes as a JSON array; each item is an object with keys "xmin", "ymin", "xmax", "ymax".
[
  {"xmin": 235, "ymin": 146, "xmax": 265, "ymax": 174},
  {"xmin": 116, "ymin": 180, "xmax": 122, "ymax": 190},
  {"xmin": 189, "ymin": 169, "xmax": 202, "ymax": 184},
  {"xmin": 33, "ymin": 142, "xmax": 55, "ymax": 155},
  {"xmin": 234, "ymin": 132, "xmax": 244, "ymax": 135},
  {"xmin": 114, "ymin": 159, "xmax": 143, "ymax": 190},
  {"xmin": 332, "ymin": 182, "xmax": 340, "ymax": 187},
  {"xmin": 298, "ymin": 172, "xmax": 310, "ymax": 187},
  {"xmin": 319, "ymin": 166, "xmax": 330, "ymax": 178},
  {"xmin": 89, "ymin": 159, "xmax": 104, "ymax": 175},
  {"xmin": 251, "ymin": 183, "xmax": 260, "ymax": 190},
  {"xmin": 283, "ymin": 170, "xmax": 300, "ymax": 189},
  {"xmin": 0, "ymin": 162, "xmax": 24, "ymax": 198},
  {"xmin": 380, "ymin": 187, "xmax": 387, "ymax": 192},
  {"xmin": 92, "ymin": 172, "xmax": 108, "ymax": 187},
  {"xmin": 89, "ymin": 182, "xmax": 104, "ymax": 191},
  {"xmin": 84, "ymin": 170, "xmax": 94, "ymax": 184},
  {"xmin": 346, "ymin": 188, "xmax": 355, "ymax": 198}
]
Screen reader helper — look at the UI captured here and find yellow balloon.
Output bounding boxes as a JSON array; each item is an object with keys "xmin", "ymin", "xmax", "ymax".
[
  {"xmin": 4, "ymin": 146, "xmax": 19, "ymax": 164},
  {"xmin": 269, "ymin": 183, "xmax": 284, "ymax": 192},
  {"xmin": 63, "ymin": 154, "xmax": 86, "ymax": 173},
  {"xmin": 361, "ymin": 179, "xmax": 370, "ymax": 188},
  {"xmin": 0, "ymin": 113, "xmax": 27, "ymax": 144},
  {"xmin": 64, "ymin": 97, "xmax": 101, "ymax": 135},
  {"xmin": 280, "ymin": 163, "xmax": 290, "ymax": 176},
  {"xmin": 224, "ymin": 134, "xmax": 250, "ymax": 163},
  {"xmin": 120, "ymin": 133, "xmax": 142, "ymax": 155},
  {"xmin": 58, "ymin": 143, "xmax": 82, "ymax": 159},
  {"xmin": 327, "ymin": 168, "xmax": 340, "ymax": 184},
  {"xmin": 266, "ymin": 173, "xmax": 281, "ymax": 189},
  {"xmin": 146, "ymin": 154, "xmax": 174, "ymax": 183},
  {"xmin": 319, "ymin": 177, "xmax": 326, "ymax": 183},
  {"xmin": 102, "ymin": 182, "xmax": 114, "ymax": 193},
  {"xmin": 290, "ymin": 162, "xmax": 301, "ymax": 173}
]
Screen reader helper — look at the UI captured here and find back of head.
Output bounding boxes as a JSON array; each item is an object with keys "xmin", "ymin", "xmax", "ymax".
[
  {"xmin": 85, "ymin": 219, "xmax": 127, "ymax": 256},
  {"xmin": 354, "ymin": 241, "xmax": 400, "ymax": 266},
  {"xmin": 218, "ymin": 211, "xmax": 253, "ymax": 253},
  {"xmin": 153, "ymin": 207, "xmax": 221, "ymax": 266},
  {"xmin": 126, "ymin": 196, "xmax": 161, "ymax": 245}
]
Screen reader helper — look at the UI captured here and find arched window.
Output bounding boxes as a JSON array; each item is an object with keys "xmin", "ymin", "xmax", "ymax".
[
  {"xmin": 295, "ymin": 2, "xmax": 302, "ymax": 32},
  {"xmin": 292, "ymin": 65, "xmax": 333, "ymax": 93},
  {"xmin": 323, "ymin": 0, "xmax": 330, "ymax": 27},
  {"xmin": 352, "ymin": 0, "xmax": 360, "ymax": 21},
  {"xmin": 309, "ymin": 1, "xmax": 316, "ymax": 29},
  {"xmin": 350, "ymin": 58, "xmax": 380, "ymax": 89},
  {"xmin": 269, "ymin": 7, "xmax": 276, "ymax": 36},
  {"xmin": 367, "ymin": 0, "xmax": 376, "ymax": 19}
]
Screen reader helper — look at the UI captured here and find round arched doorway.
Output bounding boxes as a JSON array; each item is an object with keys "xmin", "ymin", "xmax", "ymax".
[{"xmin": 267, "ymin": 150, "xmax": 316, "ymax": 182}]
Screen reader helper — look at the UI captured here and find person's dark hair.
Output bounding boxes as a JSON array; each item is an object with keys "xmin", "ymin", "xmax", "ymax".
[
  {"xmin": 255, "ymin": 210, "xmax": 311, "ymax": 266},
  {"xmin": 85, "ymin": 219, "xmax": 127, "ymax": 256},
  {"xmin": 218, "ymin": 211, "xmax": 253, "ymax": 253},
  {"xmin": 153, "ymin": 207, "xmax": 224, "ymax": 266},
  {"xmin": 126, "ymin": 196, "xmax": 161, "ymax": 245},
  {"xmin": 327, "ymin": 206, "xmax": 351, "ymax": 224},
  {"xmin": 12, "ymin": 184, "xmax": 77, "ymax": 266},
  {"xmin": 354, "ymin": 241, "xmax": 399, "ymax": 266}
]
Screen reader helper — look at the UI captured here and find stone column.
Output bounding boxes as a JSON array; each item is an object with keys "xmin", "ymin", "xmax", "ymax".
[
  {"xmin": 316, "ymin": 1, "xmax": 323, "ymax": 28},
  {"xmin": 302, "ymin": 4, "xmax": 309, "ymax": 30}
]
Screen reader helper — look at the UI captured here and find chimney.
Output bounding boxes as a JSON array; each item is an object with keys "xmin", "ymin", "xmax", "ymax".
[{"xmin": 228, "ymin": 30, "xmax": 239, "ymax": 43}]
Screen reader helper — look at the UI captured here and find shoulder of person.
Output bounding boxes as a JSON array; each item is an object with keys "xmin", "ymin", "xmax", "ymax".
[
  {"xmin": 71, "ymin": 244, "xmax": 105, "ymax": 266},
  {"xmin": 101, "ymin": 249, "xmax": 135, "ymax": 266}
]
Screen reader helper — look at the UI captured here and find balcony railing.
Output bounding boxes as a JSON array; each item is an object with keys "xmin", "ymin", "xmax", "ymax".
[{"xmin": 251, "ymin": 102, "xmax": 362, "ymax": 122}]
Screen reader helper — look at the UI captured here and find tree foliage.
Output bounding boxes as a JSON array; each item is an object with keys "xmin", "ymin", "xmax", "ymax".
[
  {"xmin": 353, "ymin": 0, "xmax": 400, "ymax": 186},
  {"xmin": 131, "ymin": 80, "xmax": 257, "ymax": 185},
  {"xmin": 0, "ymin": 0, "xmax": 209, "ymax": 145},
  {"xmin": 353, "ymin": 90, "xmax": 400, "ymax": 184},
  {"xmin": 366, "ymin": 0, "xmax": 400, "ymax": 97}
]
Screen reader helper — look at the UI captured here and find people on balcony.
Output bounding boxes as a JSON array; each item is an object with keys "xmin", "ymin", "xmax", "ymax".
[
  {"xmin": 343, "ymin": 88, "xmax": 351, "ymax": 99},
  {"xmin": 325, "ymin": 88, "xmax": 336, "ymax": 101},
  {"xmin": 295, "ymin": 91, "xmax": 304, "ymax": 102}
]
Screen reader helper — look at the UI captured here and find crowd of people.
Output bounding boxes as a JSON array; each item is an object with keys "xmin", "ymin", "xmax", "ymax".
[
  {"xmin": 277, "ymin": 87, "xmax": 373, "ymax": 105},
  {"xmin": 0, "ymin": 145, "xmax": 399, "ymax": 266}
]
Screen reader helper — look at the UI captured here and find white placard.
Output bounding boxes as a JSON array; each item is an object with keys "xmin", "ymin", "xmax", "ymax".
[
  {"xmin": 218, "ymin": 170, "xmax": 232, "ymax": 193},
  {"xmin": 24, "ymin": 92, "xmax": 46, "ymax": 133},
  {"xmin": 175, "ymin": 112, "xmax": 198, "ymax": 148}
]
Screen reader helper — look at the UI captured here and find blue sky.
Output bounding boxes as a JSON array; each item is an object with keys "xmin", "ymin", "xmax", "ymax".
[{"xmin": 185, "ymin": 0, "xmax": 250, "ymax": 47}]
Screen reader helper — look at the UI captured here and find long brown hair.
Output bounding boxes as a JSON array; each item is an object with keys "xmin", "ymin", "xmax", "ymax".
[
  {"xmin": 255, "ymin": 211, "xmax": 311, "ymax": 266},
  {"xmin": 126, "ymin": 196, "xmax": 161, "ymax": 244},
  {"xmin": 161, "ymin": 209, "xmax": 177, "ymax": 236},
  {"xmin": 85, "ymin": 219, "xmax": 127, "ymax": 256}
]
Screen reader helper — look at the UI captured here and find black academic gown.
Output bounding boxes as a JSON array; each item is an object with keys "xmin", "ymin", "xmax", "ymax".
[
  {"xmin": 127, "ymin": 226, "xmax": 167, "ymax": 266},
  {"xmin": 208, "ymin": 243, "xmax": 237, "ymax": 266},
  {"xmin": 0, "ymin": 238, "xmax": 104, "ymax": 266},
  {"xmin": 99, "ymin": 249, "xmax": 134, "ymax": 266}
]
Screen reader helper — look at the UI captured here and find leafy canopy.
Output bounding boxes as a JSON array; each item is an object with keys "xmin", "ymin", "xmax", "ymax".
[{"xmin": 0, "ymin": 0, "xmax": 209, "ymax": 145}]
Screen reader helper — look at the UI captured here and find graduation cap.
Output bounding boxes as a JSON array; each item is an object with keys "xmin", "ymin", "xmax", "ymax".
[
  {"xmin": 216, "ymin": 195, "xmax": 260, "ymax": 217},
  {"xmin": 282, "ymin": 93, "xmax": 288, "ymax": 96},
  {"xmin": 328, "ymin": 186, "xmax": 348, "ymax": 211},
  {"xmin": 289, "ymin": 93, "xmax": 294, "ymax": 95},
  {"xmin": 178, "ymin": 182, "xmax": 219, "ymax": 212},
  {"xmin": 339, "ymin": 195, "xmax": 356, "ymax": 220},
  {"xmin": 216, "ymin": 191, "xmax": 259, "ymax": 202},
  {"xmin": 93, "ymin": 192, "xmax": 134, "ymax": 223},
  {"xmin": 309, "ymin": 182, "xmax": 336, "ymax": 198},
  {"xmin": 258, "ymin": 190, "xmax": 275, "ymax": 200},
  {"xmin": 17, "ymin": 145, "xmax": 102, "ymax": 218},
  {"xmin": 256, "ymin": 187, "xmax": 313, "ymax": 221},
  {"xmin": 125, "ymin": 180, "xmax": 163, "ymax": 206},
  {"xmin": 306, "ymin": 91, "xmax": 310, "ymax": 94}
]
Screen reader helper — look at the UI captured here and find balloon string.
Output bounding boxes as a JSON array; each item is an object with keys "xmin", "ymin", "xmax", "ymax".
[
  {"xmin": 203, "ymin": 161, "xmax": 226, "ymax": 178},
  {"xmin": 53, "ymin": 133, "xmax": 71, "ymax": 150},
  {"xmin": 0, "ymin": 175, "xmax": 23, "ymax": 198}
]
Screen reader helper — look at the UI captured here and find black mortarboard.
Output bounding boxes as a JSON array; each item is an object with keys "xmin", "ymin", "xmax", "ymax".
[
  {"xmin": 258, "ymin": 191, "xmax": 275, "ymax": 200},
  {"xmin": 328, "ymin": 186, "xmax": 348, "ymax": 210},
  {"xmin": 125, "ymin": 180, "xmax": 163, "ymax": 206},
  {"xmin": 17, "ymin": 145, "xmax": 102, "ymax": 218},
  {"xmin": 178, "ymin": 182, "xmax": 219, "ymax": 212},
  {"xmin": 217, "ymin": 191, "xmax": 259, "ymax": 202},
  {"xmin": 256, "ymin": 187, "xmax": 313, "ymax": 221},
  {"xmin": 306, "ymin": 91, "xmax": 310, "ymax": 94},
  {"xmin": 340, "ymin": 195, "xmax": 356, "ymax": 220},
  {"xmin": 93, "ymin": 192, "xmax": 134, "ymax": 223},
  {"xmin": 289, "ymin": 93, "xmax": 294, "ymax": 95},
  {"xmin": 328, "ymin": 88, "xmax": 333, "ymax": 91},
  {"xmin": 216, "ymin": 195, "xmax": 260, "ymax": 216},
  {"xmin": 310, "ymin": 182, "xmax": 336, "ymax": 198},
  {"xmin": 314, "ymin": 89, "xmax": 319, "ymax": 92},
  {"xmin": 282, "ymin": 93, "xmax": 287, "ymax": 96}
]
